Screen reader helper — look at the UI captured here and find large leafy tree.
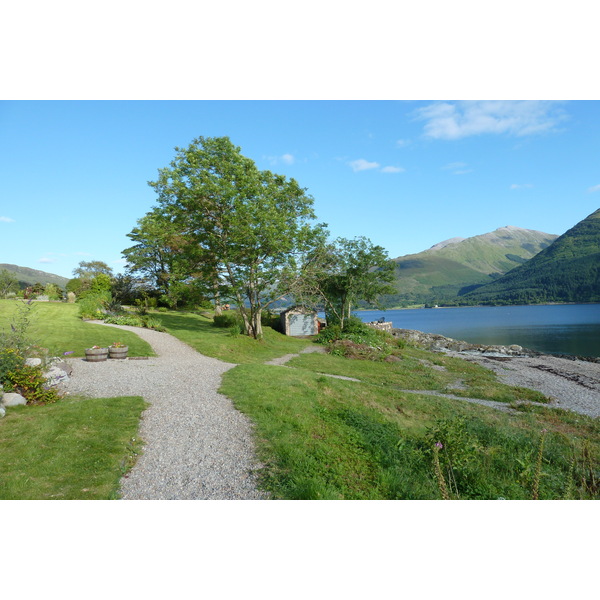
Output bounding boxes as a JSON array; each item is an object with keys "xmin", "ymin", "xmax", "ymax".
[
  {"xmin": 142, "ymin": 136, "xmax": 325, "ymax": 338},
  {"xmin": 72, "ymin": 260, "xmax": 114, "ymax": 279},
  {"xmin": 122, "ymin": 209, "xmax": 201, "ymax": 309}
]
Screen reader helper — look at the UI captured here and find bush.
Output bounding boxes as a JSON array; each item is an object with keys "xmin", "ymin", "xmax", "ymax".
[
  {"xmin": 3, "ymin": 364, "xmax": 61, "ymax": 405},
  {"xmin": 78, "ymin": 291, "xmax": 111, "ymax": 319},
  {"xmin": 213, "ymin": 312, "xmax": 242, "ymax": 328},
  {"xmin": 103, "ymin": 313, "xmax": 166, "ymax": 333},
  {"xmin": 0, "ymin": 348, "xmax": 25, "ymax": 385}
]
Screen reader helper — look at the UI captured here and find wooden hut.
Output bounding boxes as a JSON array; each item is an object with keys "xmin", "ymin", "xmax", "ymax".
[{"xmin": 280, "ymin": 306, "xmax": 319, "ymax": 337}]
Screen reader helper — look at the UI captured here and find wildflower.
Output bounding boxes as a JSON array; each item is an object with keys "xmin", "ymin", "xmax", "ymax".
[
  {"xmin": 435, "ymin": 442, "xmax": 443, "ymax": 449},
  {"xmin": 63, "ymin": 351, "xmax": 74, "ymax": 356}
]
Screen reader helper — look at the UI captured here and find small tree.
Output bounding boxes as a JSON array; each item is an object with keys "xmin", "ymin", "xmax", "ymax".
[
  {"xmin": 0, "ymin": 269, "xmax": 19, "ymax": 298},
  {"xmin": 295, "ymin": 236, "xmax": 396, "ymax": 330}
]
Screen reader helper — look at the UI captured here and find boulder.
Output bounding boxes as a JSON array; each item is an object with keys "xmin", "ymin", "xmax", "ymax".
[
  {"xmin": 25, "ymin": 357, "xmax": 42, "ymax": 367},
  {"xmin": 391, "ymin": 328, "xmax": 531, "ymax": 357},
  {"xmin": 0, "ymin": 405, "xmax": 5, "ymax": 418},
  {"xmin": 2, "ymin": 392, "xmax": 27, "ymax": 406}
]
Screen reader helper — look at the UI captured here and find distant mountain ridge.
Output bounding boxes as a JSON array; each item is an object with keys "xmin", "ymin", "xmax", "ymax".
[
  {"xmin": 0, "ymin": 263, "xmax": 69, "ymax": 288},
  {"xmin": 384, "ymin": 226, "xmax": 558, "ymax": 306},
  {"xmin": 462, "ymin": 209, "xmax": 600, "ymax": 304}
]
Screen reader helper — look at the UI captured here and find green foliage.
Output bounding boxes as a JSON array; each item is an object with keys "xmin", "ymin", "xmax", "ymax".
[
  {"xmin": 141, "ymin": 135, "xmax": 326, "ymax": 338},
  {"xmin": 0, "ymin": 269, "xmax": 20, "ymax": 298},
  {"xmin": 90, "ymin": 273, "xmax": 112, "ymax": 294},
  {"xmin": 0, "ymin": 347, "xmax": 25, "ymax": 385},
  {"xmin": 213, "ymin": 312, "xmax": 243, "ymax": 328},
  {"xmin": 316, "ymin": 316, "xmax": 399, "ymax": 361},
  {"xmin": 103, "ymin": 313, "xmax": 166, "ymax": 332},
  {"xmin": 78, "ymin": 291, "xmax": 111, "ymax": 319},
  {"xmin": 3, "ymin": 364, "xmax": 61, "ymax": 405},
  {"xmin": 43, "ymin": 283, "xmax": 62, "ymax": 300}
]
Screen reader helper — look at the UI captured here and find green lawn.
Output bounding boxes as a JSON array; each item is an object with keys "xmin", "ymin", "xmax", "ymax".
[
  {"xmin": 0, "ymin": 395, "xmax": 146, "ymax": 499},
  {"xmin": 0, "ymin": 300, "xmax": 155, "ymax": 357},
  {"xmin": 220, "ymin": 364, "xmax": 600, "ymax": 500},
  {"xmin": 154, "ymin": 310, "xmax": 312, "ymax": 364}
]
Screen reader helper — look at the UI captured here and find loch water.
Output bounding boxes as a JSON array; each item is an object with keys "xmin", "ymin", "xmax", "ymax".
[{"xmin": 355, "ymin": 304, "xmax": 600, "ymax": 358}]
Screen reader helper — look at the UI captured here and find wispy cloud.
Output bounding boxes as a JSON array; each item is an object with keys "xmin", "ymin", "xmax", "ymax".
[
  {"xmin": 414, "ymin": 101, "xmax": 567, "ymax": 140},
  {"xmin": 396, "ymin": 139, "xmax": 410, "ymax": 148},
  {"xmin": 38, "ymin": 257, "xmax": 55, "ymax": 264},
  {"xmin": 511, "ymin": 183, "xmax": 534, "ymax": 190},
  {"xmin": 349, "ymin": 159, "xmax": 380, "ymax": 172},
  {"xmin": 0, "ymin": 216, "xmax": 15, "ymax": 223},
  {"xmin": 349, "ymin": 159, "xmax": 405, "ymax": 174},
  {"xmin": 265, "ymin": 153, "xmax": 295, "ymax": 166},
  {"xmin": 587, "ymin": 184, "xmax": 600, "ymax": 193},
  {"xmin": 442, "ymin": 162, "xmax": 472, "ymax": 175}
]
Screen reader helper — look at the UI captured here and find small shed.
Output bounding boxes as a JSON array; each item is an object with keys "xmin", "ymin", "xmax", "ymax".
[{"xmin": 280, "ymin": 306, "xmax": 319, "ymax": 337}]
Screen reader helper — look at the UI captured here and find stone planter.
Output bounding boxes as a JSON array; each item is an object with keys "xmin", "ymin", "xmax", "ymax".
[
  {"xmin": 85, "ymin": 347, "xmax": 109, "ymax": 362},
  {"xmin": 109, "ymin": 346, "xmax": 128, "ymax": 359}
]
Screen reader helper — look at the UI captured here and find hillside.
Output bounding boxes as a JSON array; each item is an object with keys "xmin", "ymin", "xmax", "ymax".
[
  {"xmin": 0, "ymin": 263, "xmax": 69, "ymax": 289},
  {"xmin": 462, "ymin": 209, "xmax": 600, "ymax": 304},
  {"xmin": 383, "ymin": 226, "xmax": 558, "ymax": 306}
]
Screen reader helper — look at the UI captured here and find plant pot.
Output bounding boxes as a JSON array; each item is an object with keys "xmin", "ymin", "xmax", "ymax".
[
  {"xmin": 85, "ymin": 347, "xmax": 109, "ymax": 362},
  {"xmin": 109, "ymin": 346, "xmax": 128, "ymax": 359}
]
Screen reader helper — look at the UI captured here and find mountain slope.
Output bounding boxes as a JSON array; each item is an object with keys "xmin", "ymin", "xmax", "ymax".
[
  {"xmin": 0, "ymin": 263, "xmax": 69, "ymax": 289},
  {"xmin": 385, "ymin": 226, "xmax": 558, "ymax": 305},
  {"xmin": 462, "ymin": 209, "xmax": 600, "ymax": 304}
]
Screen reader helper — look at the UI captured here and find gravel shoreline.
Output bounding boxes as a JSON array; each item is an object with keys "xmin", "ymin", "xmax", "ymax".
[
  {"xmin": 64, "ymin": 323, "xmax": 267, "ymax": 500},
  {"xmin": 444, "ymin": 351, "xmax": 600, "ymax": 418}
]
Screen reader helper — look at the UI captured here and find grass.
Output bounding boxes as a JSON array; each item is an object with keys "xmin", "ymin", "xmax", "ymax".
[
  {"xmin": 287, "ymin": 346, "xmax": 549, "ymax": 404},
  {"xmin": 0, "ymin": 300, "xmax": 155, "ymax": 358},
  {"xmin": 2, "ymin": 300, "xmax": 597, "ymax": 501},
  {"xmin": 220, "ymin": 364, "xmax": 600, "ymax": 499},
  {"xmin": 153, "ymin": 310, "xmax": 312, "ymax": 364},
  {"xmin": 0, "ymin": 395, "xmax": 146, "ymax": 499}
]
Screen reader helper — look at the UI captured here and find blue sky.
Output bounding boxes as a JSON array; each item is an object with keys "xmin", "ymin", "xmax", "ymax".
[{"xmin": 1, "ymin": 100, "xmax": 599, "ymax": 280}]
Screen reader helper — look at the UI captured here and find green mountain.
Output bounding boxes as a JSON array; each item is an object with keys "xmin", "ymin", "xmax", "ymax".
[
  {"xmin": 462, "ymin": 209, "xmax": 600, "ymax": 304},
  {"xmin": 384, "ymin": 226, "xmax": 558, "ymax": 306},
  {"xmin": 0, "ymin": 263, "xmax": 69, "ymax": 289}
]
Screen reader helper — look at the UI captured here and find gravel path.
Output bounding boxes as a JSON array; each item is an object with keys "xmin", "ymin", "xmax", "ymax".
[{"xmin": 65, "ymin": 323, "xmax": 267, "ymax": 500}]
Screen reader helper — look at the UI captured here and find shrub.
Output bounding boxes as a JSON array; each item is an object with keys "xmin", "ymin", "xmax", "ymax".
[
  {"xmin": 78, "ymin": 291, "xmax": 111, "ymax": 319},
  {"xmin": 3, "ymin": 364, "xmax": 61, "ymax": 405},
  {"xmin": 0, "ymin": 348, "xmax": 25, "ymax": 385},
  {"xmin": 213, "ymin": 312, "xmax": 242, "ymax": 328}
]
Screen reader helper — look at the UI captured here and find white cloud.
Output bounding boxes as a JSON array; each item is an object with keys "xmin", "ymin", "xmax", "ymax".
[
  {"xmin": 0, "ymin": 216, "xmax": 15, "ymax": 223},
  {"xmin": 396, "ymin": 139, "xmax": 410, "ymax": 147},
  {"xmin": 587, "ymin": 184, "xmax": 600, "ymax": 193},
  {"xmin": 349, "ymin": 159, "xmax": 380, "ymax": 172},
  {"xmin": 265, "ymin": 153, "xmax": 295, "ymax": 166},
  {"xmin": 442, "ymin": 162, "xmax": 468, "ymax": 170},
  {"xmin": 442, "ymin": 161, "xmax": 472, "ymax": 175},
  {"xmin": 381, "ymin": 166, "xmax": 405, "ymax": 173},
  {"xmin": 112, "ymin": 258, "xmax": 128, "ymax": 265},
  {"xmin": 511, "ymin": 183, "xmax": 534, "ymax": 190},
  {"xmin": 38, "ymin": 257, "xmax": 55, "ymax": 264},
  {"xmin": 414, "ymin": 101, "xmax": 567, "ymax": 140}
]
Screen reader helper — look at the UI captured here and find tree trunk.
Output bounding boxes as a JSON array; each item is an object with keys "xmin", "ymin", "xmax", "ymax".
[{"xmin": 213, "ymin": 276, "xmax": 222, "ymax": 316}]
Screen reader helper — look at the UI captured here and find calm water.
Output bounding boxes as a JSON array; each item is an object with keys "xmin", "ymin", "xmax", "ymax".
[{"xmin": 354, "ymin": 304, "xmax": 600, "ymax": 358}]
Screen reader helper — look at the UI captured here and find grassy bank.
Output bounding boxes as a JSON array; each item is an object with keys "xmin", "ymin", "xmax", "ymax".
[
  {"xmin": 221, "ymin": 364, "xmax": 600, "ymax": 499},
  {"xmin": 0, "ymin": 395, "xmax": 146, "ymax": 499},
  {"xmin": 154, "ymin": 311, "xmax": 312, "ymax": 363},
  {"xmin": 0, "ymin": 300, "xmax": 155, "ymax": 357}
]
